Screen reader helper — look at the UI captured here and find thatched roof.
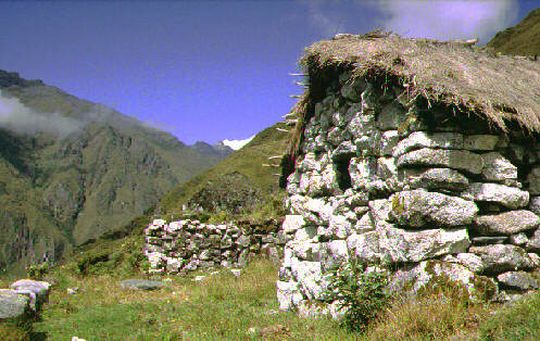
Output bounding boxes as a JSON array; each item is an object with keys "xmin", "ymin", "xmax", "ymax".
[{"xmin": 299, "ymin": 32, "xmax": 540, "ymax": 134}]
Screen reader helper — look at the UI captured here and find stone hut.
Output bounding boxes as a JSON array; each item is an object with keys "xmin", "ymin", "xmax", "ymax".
[{"xmin": 277, "ymin": 32, "xmax": 540, "ymax": 316}]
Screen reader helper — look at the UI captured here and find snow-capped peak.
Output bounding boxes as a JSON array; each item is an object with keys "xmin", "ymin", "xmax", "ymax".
[{"xmin": 221, "ymin": 135, "xmax": 255, "ymax": 151}]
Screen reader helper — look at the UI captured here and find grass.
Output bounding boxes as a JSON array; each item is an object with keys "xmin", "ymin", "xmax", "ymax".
[
  {"xmin": 1, "ymin": 253, "xmax": 539, "ymax": 340},
  {"xmin": 29, "ymin": 259, "xmax": 350, "ymax": 340}
]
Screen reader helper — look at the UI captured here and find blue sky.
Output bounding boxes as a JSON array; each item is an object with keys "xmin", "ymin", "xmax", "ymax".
[{"xmin": 0, "ymin": 1, "xmax": 537, "ymax": 144}]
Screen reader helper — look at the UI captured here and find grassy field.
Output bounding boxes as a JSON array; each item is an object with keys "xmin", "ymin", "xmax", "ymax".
[{"xmin": 1, "ymin": 252, "xmax": 539, "ymax": 340}]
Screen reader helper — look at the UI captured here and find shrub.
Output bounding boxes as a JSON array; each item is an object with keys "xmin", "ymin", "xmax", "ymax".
[
  {"xmin": 26, "ymin": 262, "xmax": 50, "ymax": 280},
  {"xmin": 326, "ymin": 258, "xmax": 390, "ymax": 333}
]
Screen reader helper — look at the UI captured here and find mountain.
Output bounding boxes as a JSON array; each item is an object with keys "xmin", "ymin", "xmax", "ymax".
[
  {"xmin": 487, "ymin": 7, "xmax": 540, "ymax": 56},
  {"xmin": 158, "ymin": 122, "xmax": 289, "ymax": 221},
  {"xmin": 190, "ymin": 141, "xmax": 233, "ymax": 159},
  {"xmin": 0, "ymin": 69, "xmax": 226, "ymax": 273}
]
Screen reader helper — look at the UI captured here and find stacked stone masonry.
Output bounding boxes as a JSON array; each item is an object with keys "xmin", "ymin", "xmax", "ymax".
[
  {"xmin": 144, "ymin": 219, "xmax": 285, "ymax": 274},
  {"xmin": 278, "ymin": 73, "xmax": 540, "ymax": 316}
]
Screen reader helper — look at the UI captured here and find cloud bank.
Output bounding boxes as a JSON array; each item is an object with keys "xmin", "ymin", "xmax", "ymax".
[
  {"xmin": 0, "ymin": 91, "xmax": 85, "ymax": 137},
  {"xmin": 376, "ymin": 0, "xmax": 519, "ymax": 43}
]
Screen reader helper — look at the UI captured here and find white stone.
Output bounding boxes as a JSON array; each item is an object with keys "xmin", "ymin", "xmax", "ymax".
[
  {"xmin": 391, "ymin": 189, "xmax": 478, "ymax": 227},
  {"xmin": 463, "ymin": 183, "xmax": 529, "ymax": 209},
  {"xmin": 481, "ymin": 152, "xmax": 517, "ymax": 182},
  {"xmin": 397, "ymin": 148, "xmax": 484, "ymax": 174},
  {"xmin": 282, "ymin": 215, "xmax": 306, "ymax": 234},
  {"xmin": 377, "ymin": 157, "xmax": 397, "ymax": 179},
  {"xmin": 380, "ymin": 130, "xmax": 400, "ymax": 156},
  {"xmin": 347, "ymin": 231, "xmax": 381, "ymax": 262},
  {"xmin": 474, "ymin": 210, "xmax": 539, "ymax": 235},
  {"xmin": 442, "ymin": 253, "xmax": 485, "ymax": 273},
  {"xmin": 328, "ymin": 215, "xmax": 352, "ymax": 239},
  {"xmin": 469, "ymin": 244, "xmax": 535, "ymax": 275},
  {"xmin": 393, "ymin": 131, "xmax": 464, "ymax": 156},
  {"xmin": 379, "ymin": 227, "xmax": 470, "ymax": 263}
]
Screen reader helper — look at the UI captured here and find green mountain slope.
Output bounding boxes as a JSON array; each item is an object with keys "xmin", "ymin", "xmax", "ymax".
[
  {"xmin": 158, "ymin": 122, "xmax": 290, "ymax": 221},
  {"xmin": 487, "ymin": 8, "xmax": 540, "ymax": 55},
  {"xmin": 0, "ymin": 70, "xmax": 227, "ymax": 273}
]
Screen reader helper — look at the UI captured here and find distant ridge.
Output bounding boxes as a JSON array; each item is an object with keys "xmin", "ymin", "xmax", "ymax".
[
  {"xmin": 487, "ymin": 8, "xmax": 540, "ymax": 56},
  {"xmin": 0, "ymin": 69, "xmax": 226, "ymax": 273}
]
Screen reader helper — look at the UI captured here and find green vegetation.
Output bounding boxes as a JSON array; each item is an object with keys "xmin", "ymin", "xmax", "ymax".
[
  {"xmin": 0, "ymin": 71, "xmax": 225, "ymax": 273},
  {"xmin": 479, "ymin": 292, "xmax": 540, "ymax": 340},
  {"xmin": 487, "ymin": 8, "xmax": 540, "ymax": 56},
  {"xmin": 11, "ymin": 259, "xmax": 350, "ymax": 340},
  {"xmin": 326, "ymin": 259, "xmax": 390, "ymax": 333},
  {"xmin": 159, "ymin": 122, "xmax": 289, "ymax": 224}
]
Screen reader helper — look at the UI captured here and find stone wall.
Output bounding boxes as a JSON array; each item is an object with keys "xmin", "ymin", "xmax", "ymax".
[
  {"xmin": 144, "ymin": 219, "xmax": 285, "ymax": 274},
  {"xmin": 277, "ymin": 71, "xmax": 540, "ymax": 316}
]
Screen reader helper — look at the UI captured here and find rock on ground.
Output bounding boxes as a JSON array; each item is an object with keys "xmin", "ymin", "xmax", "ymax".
[{"xmin": 119, "ymin": 279, "xmax": 164, "ymax": 290}]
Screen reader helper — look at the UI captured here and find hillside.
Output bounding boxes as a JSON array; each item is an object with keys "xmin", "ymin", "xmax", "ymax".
[
  {"xmin": 158, "ymin": 122, "xmax": 290, "ymax": 222},
  {"xmin": 0, "ymin": 70, "xmax": 228, "ymax": 273},
  {"xmin": 487, "ymin": 7, "xmax": 540, "ymax": 55}
]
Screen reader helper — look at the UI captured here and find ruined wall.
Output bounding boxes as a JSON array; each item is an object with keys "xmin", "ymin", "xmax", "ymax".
[
  {"xmin": 277, "ymin": 71, "xmax": 540, "ymax": 316},
  {"xmin": 144, "ymin": 219, "xmax": 285, "ymax": 274}
]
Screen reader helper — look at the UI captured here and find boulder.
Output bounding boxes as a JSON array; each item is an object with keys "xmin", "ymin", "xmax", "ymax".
[
  {"xmin": 442, "ymin": 253, "xmax": 486, "ymax": 274},
  {"xmin": 480, "ymin": 152, "xmax": 517, "ymax": 182},
  {"xmin": 463, "ymin": 183, "xmax": 529, "ymax": 209},
  {"xmin": 529, "ymin": 196, "xmax": 540, "ymax": 215},
  {"xmin": 469, "ymin": 244, "xmax": 535, "ymax": 275},
  {"xmin": 391, "ymin": 189, "xmax": 478, "ymax": 228},
  {"xmin": 119, "ymin": 279, "xmax": 164, "ymax": 291},
  {"xmin": 474, "ymin": 210, "xmax": 539, "ymax": 235},
  {"xmin": 10, "ymin": 279, "xmax": 51, "ymax": 312},
  {"xmin": 400, "ymin": 168, "xmax": 469, "ymax": 192},
  {"xmin": 0, "ymin": 289, "xmax": 30, "ymax": 320},
  {"xmin": 497, "ymin": 271, "xmax": 539, "ymax": 291},
  {"xmin": 378, "ymin": 226, "xmax": 470, "ymax": 263},
  {"xmin": 380, "ymin": 130, "xmax": 400, "ymax": 156},
  {"xmin": 282, "ymin": 215, "xmax": 306, "ymax": 234},
  {"xmin": 393, "ymin": 131, "xmax": 464, "ymax": 156},
  {"xmin": 526, "ymin": 229, "xmax": 540, "ymax": 252},
  {"xmin": 347, "ymin": 231, "xmax": 381, "ymax": 263},
  {"xmin": 390, "ymin": 261, "xmax": 497, "ymax": 301},
  {"xmin": 397, "ymin": 148, "xmax": 483, "ymax": 174}
]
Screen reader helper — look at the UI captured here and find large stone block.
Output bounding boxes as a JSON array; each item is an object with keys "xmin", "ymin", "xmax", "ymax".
[
  {"xmin": 397, "ymin": 148, "xmax": 484, "ymax": 174},
  {"xmin": 393, "ymin": 131, "xmax": 464, "ymax": 157},
  {"xmin": 378, "ymin": 226, "xmax": 470, "ymax": 263},
  {"xmin": 391, "ymin": 189, "xmax": 478, "ymax": 228},
  {"xmin": 400, "ymin": 168, "xmax": 469, "ymax": 192},
  {"xmin": 0, "ymin": 289, "xmax": 30, "ymax": 320},
  {"xmin": 469, "ymin": 244, "xmax": 535, "ymax": 275},
  {"xmin": 390, "ymin": 260, "xmax": 497, "ymax": 301},
  {"xmin": 497, "ymin": 271, "xmax": 539, "ymax": 291},
  {"xmin": 463, "ymin": 183, "xmax": 529, "ymax": 209},
  {"xmin": 347, "ymin": 231, "xmax": 381, "ymax": 263},
  {"xmin": 474, "ymin": 210, "xmax": 539, "ymax": 235},
  {"xmin": 282, "ymin": 215, "xmax": 306, "ymax": 234},
  {"xmin": 481, "ymin": 152, "xmax": 517, "ymax": 182}
]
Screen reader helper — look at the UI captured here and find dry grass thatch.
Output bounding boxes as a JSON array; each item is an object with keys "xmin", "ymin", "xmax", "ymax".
[{"xmin": 288, "ymin": 32, "xmax": 540, "ymax": 155}]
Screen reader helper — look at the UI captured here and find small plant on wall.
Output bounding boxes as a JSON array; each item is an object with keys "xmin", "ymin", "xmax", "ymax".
[{"xmin": 326, "ymin": 257, "xmax": 391, "ymax": 333}]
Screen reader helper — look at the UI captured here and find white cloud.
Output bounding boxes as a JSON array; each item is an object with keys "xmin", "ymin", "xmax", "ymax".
[
  {"xmin": 375, "ymin": 0, "xmax": 519, "ymax": 43},
  {"xmin": 0, "ymin": 90, "xmax": 85, "ymax": 137}
]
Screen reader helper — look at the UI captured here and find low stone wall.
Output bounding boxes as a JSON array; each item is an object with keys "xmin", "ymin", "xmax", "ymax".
[
  {"xmin": 278, "ymin": 71, "xmax": 540, "ymax": 316},
  {"xmin": 144, "ymin": 219, "xmax": 286, "ymax": 274}
]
